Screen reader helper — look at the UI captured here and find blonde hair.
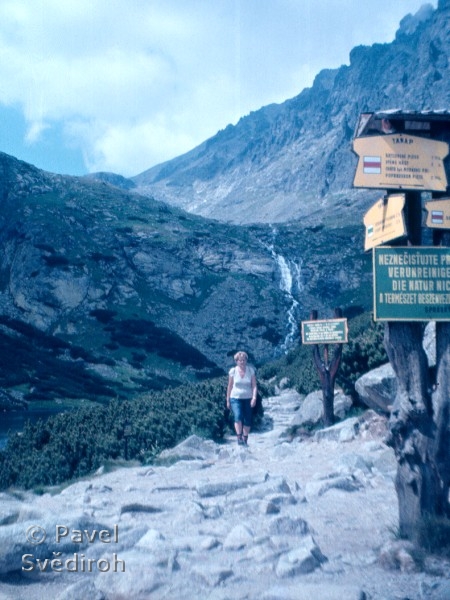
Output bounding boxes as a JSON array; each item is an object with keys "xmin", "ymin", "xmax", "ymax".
[{"xmin": 234, "ymin": 351, "xmax": 248, "ymax": 361}]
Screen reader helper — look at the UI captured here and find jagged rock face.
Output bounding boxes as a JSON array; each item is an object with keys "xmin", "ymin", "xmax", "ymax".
[
  {"xmin": 0, "ymin": 152, "xmax": 372, "ymax": 402},
  {"xmin": 132, "ymin": 2, "xmax": 450, "ymax": 225}
]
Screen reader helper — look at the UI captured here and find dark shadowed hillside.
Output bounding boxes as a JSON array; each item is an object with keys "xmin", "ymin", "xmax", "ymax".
[{"xmin": 0, "ymin": 152, "xmax": 371, "ymax": 408}]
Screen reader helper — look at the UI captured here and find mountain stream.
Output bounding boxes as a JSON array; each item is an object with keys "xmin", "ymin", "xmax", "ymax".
[{"xmin": 266, "ymin": 230, "xmax": 303, "ymax": 352}]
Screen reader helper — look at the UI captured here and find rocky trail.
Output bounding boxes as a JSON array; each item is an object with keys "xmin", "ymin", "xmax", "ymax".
[{"xmin": 1, "ymin": 390, "xmax": 450, "ymax": 599}]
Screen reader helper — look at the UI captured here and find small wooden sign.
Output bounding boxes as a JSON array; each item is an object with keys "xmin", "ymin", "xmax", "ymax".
[
  {"xmin": 363, "ymin": 194, "xmax": 406, "ymax": 251},
  {"xmin": 424, "ymin": 198, "xmax": 450, "ymax": 229},
  {"xmin": 353, "ymin": 134, "xmax": 448, "ymax": 192},
  {"xmin": 301, "ymin": 318, "xmax": 348, "ymax": 345}
]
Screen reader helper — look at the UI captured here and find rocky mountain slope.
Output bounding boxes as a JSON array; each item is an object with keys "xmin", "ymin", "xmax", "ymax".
[
  {"xmin": 131, "ymin": 1, "xmax": 450, "ymax": 224},
  {"xmin": 5, "ymin": 3, "xmax": 440, "ymax": 406},
  {"xmin": 1, "ymin": 391, "xmax": 449, "ymax": 599},
  {"xmin": 0, "ymin": 152, "xmax": 371, "ymax": 407}
]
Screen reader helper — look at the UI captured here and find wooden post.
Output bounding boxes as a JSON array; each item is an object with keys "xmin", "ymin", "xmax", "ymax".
[
  {"xmin": 311, "ymin": 308, "xmax": 344, "ymax": 427},
  {"xmin": 384, "ymin": 320, "xmax": 442, "ymax": 539},
  {"xmin": 384, "ymin": 192, "xmax": 448, "ymax": 538},
  {"xmin": 433, "ymin": 230, "xmax": 450, "ymax": 516},
  {"xmin": 352, "ymin": 112, "xmax": 450, "ymax": 537}
]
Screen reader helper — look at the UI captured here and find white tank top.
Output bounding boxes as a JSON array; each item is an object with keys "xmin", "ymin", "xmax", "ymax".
[{"xmin": 229, "ymin": 365, "xmax": 255, "ymax": 399}]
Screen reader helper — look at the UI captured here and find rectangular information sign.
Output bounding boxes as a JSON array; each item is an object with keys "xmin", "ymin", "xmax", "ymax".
[
  {"xmin": 301, "ymin": 318, "xmax": 348, "ymax": 345},
  {"xmin": 373, "ymin": 246, "xmax": 450, "ymax": 321},
  {"xmin": 353, "ymin": 135, "xmax": 448, "ymax": 192}
]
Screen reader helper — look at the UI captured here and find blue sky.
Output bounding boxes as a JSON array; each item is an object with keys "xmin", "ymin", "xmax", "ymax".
[{"xmin": 0, "ymin": 0, "xmax": 437, "ymax": 177}]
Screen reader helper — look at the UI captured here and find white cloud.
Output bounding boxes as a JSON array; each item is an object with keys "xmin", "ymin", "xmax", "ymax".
[
  {"xmin": 0, "ymin": 0, "xmax": 438, "ymax": 176},
  {"xmin": 78, "ymin": 119, "xmax": 195, "ymax": 175},
  {"xmin": 24, "ymin": 120, "xmax": 48, "ymax": 144}
]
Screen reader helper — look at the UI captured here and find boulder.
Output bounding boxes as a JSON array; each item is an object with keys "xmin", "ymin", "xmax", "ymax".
[
  {"xmin": 355, "ymin": 323, "xmax": 435, "ymax": 415},
  {"xmin": 305, "ymin": 474, "xmax": 364, "ymax": 501},
  {"xmin": 154, "ymin": 434, "xmax": 217, "ymax": 464},
  {"xmin": 378, "ymin": 540, "xmax": 419, "ymax": 572},
  {"xmin": 275, "ymin": 535, "xmax": 327, "ymax": 577},
  {"xmin": 0, "ymin": 514, "xmax": 117, "ymax": 575},
  {"xmin": 269, "ymin": 516, "xmax": 309, "ymax": 537},
  {"xmin": 355, "ymin": 363, "xmax": 396, "ymax": 414},
  {"xmin": 223, "ymin": 524, "xmax": 254, "ymax": 550},
  {"xmin": 313, "ymin": 416, "xmax": 360, "ymax": 443},
  {"xmin": 290, "ymin": 390, "xmax": 352, "ymax": 429},
  {"xmin": 93, "ymin": 549, "xmax": 163, "ymax": 597}
]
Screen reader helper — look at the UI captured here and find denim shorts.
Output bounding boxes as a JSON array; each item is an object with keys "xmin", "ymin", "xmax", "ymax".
[{"xmin": 230, "ymin": 398, "xmax": 253, "ymax": 427}]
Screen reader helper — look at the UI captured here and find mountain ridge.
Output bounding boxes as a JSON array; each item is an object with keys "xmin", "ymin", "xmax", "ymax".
[{"xmin": 129, "ymin": 1, "xmax": 449, "ymax": 224}]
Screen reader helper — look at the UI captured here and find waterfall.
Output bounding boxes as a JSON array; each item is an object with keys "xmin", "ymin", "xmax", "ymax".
[
  {"xmin": 266, "ymin": 232, "xmax": 303, "ymax": 352},
  {"xmin": 276, "ymin": 254, "xmax": 302, "ymax": 351}
]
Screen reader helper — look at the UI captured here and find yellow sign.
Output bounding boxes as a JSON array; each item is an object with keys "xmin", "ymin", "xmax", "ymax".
[
  {"xmin": 353, "ymin": 134, "xmax": 448, "ymax": 192},
  {"xmin": 363, "ymin": 194, "xmax": 406, "ymax": 251},
  {"xmin": 424, "ymin": 198, "xmax": 450, "ymax": 229}
]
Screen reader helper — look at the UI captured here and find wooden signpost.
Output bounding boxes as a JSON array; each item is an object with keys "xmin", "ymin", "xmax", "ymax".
[
  {"xmin": 302, "ymin": 309, "xmax": 347, "ymax": 427},
  {"xmin": 351, "ymin": 110, "xmax": 450, "ymax": 540}
]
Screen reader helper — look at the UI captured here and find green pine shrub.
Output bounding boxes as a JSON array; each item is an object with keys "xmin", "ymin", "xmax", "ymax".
[{"xmin": 0, "ymin": 377, "xmax": 230, "ymax": 490}]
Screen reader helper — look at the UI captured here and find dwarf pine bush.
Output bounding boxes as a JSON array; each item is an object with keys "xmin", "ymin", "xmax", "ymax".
[{"xmin": 0, "ymin": 377, "xmax": 230, "ymax": 490}]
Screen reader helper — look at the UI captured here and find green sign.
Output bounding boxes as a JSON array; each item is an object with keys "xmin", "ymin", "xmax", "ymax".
[
  {"xmin": 301, "ymin": 318, "xmax": 348, "ymax": 344},
  {"xmin": 373, "ymin": 246, "xmax": 450, "ymax": 321}
]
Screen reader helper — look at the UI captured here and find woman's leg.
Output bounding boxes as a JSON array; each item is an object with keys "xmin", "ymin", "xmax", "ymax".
[
  {"xmin": 242, "ymin": 399, "xmax": 252, "ymax": 444},
  {"xmin": 230, "ymin": 399, "xmax": 244, "ymax": 443}
]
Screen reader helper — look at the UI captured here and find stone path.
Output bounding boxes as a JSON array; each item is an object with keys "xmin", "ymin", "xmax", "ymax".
[{"xmin": 0, "ymin": 390, "xmax": 449, "ymax": 599}]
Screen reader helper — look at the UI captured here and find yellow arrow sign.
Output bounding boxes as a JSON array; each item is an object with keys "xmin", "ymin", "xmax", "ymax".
[
  {"xmin": 353, "ymin": 134, "xmax": 448, "ymax": 192},
  {"xmin": 425, "ymin": 198, "xmax": 450, "ymax": 229},
  {"xmin": 363, "ymin": 194, "xmax": 406, "ymax": 251}
]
